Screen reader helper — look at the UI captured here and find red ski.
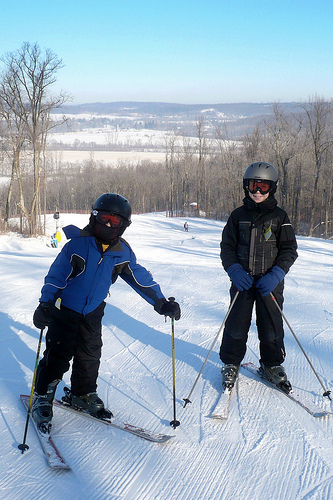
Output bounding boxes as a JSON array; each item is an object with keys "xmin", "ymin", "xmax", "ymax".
[
  {"xmin": 53, "ymin": 398, "xmax": 174, "ymax": 443},
  {"xmin": 20, "ymin": 395, "xmax": 71, "ymax": 470}
]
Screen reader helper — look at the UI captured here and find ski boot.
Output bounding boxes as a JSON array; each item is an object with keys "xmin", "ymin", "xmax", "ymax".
[
  {"xmin": 259, "ymin": 361, "xmax": 292, "ymax": 393},
  {"xmin": 62, "ymin": 387, "xmax": 113, "ymax": 419},
  {"xmin": 221, "ymin": 364, "xmax": 239, "ymax": 390},
  {"xmin": 31, "ymin": 379, "xmax": 60, "ymax": 433}
]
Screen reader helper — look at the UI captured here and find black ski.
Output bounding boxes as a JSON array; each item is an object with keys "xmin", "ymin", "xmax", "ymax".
[
  {"xmin": 20, "ymin": 395, "xmax": 71, "ymax": 470},
  {"xmin": 241, "ymin": 362, "xmax": 331, "ymax": 418},
  {"xmin": 53, "ymin": 398, "xmax": 174, "ymax": 443}
]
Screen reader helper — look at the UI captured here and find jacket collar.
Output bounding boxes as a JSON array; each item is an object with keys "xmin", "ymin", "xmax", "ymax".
[
  {"xmin": 243, "ymin": 194, "xmax": 277, "ymax": 213},
  {"xmin": 62, "ymin": 224, "xmax": 125, "ymax": 253}
]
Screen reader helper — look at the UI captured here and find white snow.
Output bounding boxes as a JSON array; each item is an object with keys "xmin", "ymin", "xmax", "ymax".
[
  {"xmin": 0, "ymin": 213, "xmax": 332, "ymax": 500},
  {"xmin": 48, "ymin": 150, "xmax": 166, "ymax": 165},
  {"xmin": 48, "ymin": 128, "xmax": 170, "ymax": 148}
]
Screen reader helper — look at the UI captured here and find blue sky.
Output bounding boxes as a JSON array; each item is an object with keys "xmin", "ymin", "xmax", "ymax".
[{"xmin": 0, "ymin": 0, "xmax": 332, "ymax": 104}]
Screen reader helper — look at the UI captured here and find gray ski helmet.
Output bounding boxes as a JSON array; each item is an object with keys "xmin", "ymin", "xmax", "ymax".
[
  {"xmin": 92, "ymin": 193, "xmax": 132, "ymax": 226},
  {"xmin": 243, "ymin": 162, "xmax": 279, "ymax": 194},
  {"xmin": 244, "ymin": 162, "xmax": 278, "ymax": 182}
]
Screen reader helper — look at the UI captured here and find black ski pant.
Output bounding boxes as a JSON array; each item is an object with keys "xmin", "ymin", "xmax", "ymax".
[
  {"xmin": 35, "ymin": 301, "xmax": 105, "ymax": 396},
  {"xmin": 219, "ymin": 282, "xmax": 285, "ymax": 367}
]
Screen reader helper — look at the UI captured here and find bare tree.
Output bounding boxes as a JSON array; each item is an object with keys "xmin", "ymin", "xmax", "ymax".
[
  {"xmin": 196, "ymin": 116, "xmax": 208, "ymax": 215},
  {"xmin": 0, "ymin": 67, "xmax": 29, "ymax": 230},
  {"xmin": 299, "ymin": 96, "xmax": 333, "ymax": 236},
  {"xmin": 214, "ymin": 125, "xmax": 243, "ymax": 214},
  {"xmin": 164, "ymin": 132, "xmax": 179, "ymax": 216},
  {"xmin": 179, "ymin": 134, "xmax": 194, "ymax": 213},
  {"xmin": 263, "ymin": 103, "xmax": 305, "ymax": 209},
  {"xmin": 0, "ymin": 42, "xmax": 69, "ymax": 234},
  {"xmin": 243, "ymin": 123, "xmax": 263, "ymax": 162}
]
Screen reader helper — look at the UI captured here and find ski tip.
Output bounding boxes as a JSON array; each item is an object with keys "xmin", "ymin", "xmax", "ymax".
[
  {"xmin": 50, "ymin": 463, "xmax": 72, "ymax": 471},
  {"xmin": 159, "ymin": 435, "xmax": 176, "ymax": 442},
  {"xmin": 313, "ymin": 411, "xmax": 330, "ymax": 418},
  {"xmin": 210, "ymin": 414, "xmax": 228, "ymax": 420}
]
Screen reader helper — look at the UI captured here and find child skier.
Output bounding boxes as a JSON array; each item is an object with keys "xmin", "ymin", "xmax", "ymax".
[
  {"xmin": 32, "ymin": 193, "xmax": 181, "ymax": 431},
  {"xmin": 219, "ymin": 162, "xmax": 298, "ymax": 392}
]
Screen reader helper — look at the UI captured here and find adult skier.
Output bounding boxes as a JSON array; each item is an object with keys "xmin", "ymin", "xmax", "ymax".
[
  {"xmin": 32, "ymin": 193, "xmax": 181, "ymax": 431},
  {"xmin": 219, "ymin": 162, "xmax": 298, "ymax": 392}
]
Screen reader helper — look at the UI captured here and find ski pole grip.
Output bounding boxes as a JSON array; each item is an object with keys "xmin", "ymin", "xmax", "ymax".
[{"xmin": 168, "ymin": 297, "xmax": 176, "ymax": 321}]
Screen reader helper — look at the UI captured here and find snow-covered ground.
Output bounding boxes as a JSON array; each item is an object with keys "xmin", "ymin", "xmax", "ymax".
[
  {"xmin": 47, "ymin": 126, "xmax": 185, "ymax": 165},
  {"xmin": 48, "ymin": 150, "xmax": 166, "ymax": 165},
  {"xmin": 0, "ymin": 213, "xmax": 332, "ymax": 500},
  {"xmin": 48, "ymin": 128, "xmax": 169, "ymax": 148}
]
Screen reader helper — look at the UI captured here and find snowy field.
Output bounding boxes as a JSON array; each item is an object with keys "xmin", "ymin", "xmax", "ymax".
[
  {"xmin": 48, "ymin": 150, "xmax": 166, "ymax": 165},
  {"xmin": 47, "ymin": 116, "xmax": 230, "ymax": 164},
  {"xmin": 49, "ymin": 127, "xmax": 169, "ymax": 148},
  {"xmin": 0, "ymin": 213, "xmax": 332, "ymax": 500},
  {"xmin": 47, "ymin": 126, "xmax": 180, "ymax": 165}
]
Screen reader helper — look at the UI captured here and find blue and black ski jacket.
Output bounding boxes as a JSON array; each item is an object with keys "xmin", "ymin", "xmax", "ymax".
[{"xmin": 39, "ymin": 225, "xmax": 165, "ymax": 315}]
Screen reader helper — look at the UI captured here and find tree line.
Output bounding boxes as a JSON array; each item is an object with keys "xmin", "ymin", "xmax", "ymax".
[
  {"xmin": 0, "ymin": 42, "xmax": 69, "ymax": 234},
  {"xmin": 0, "ymin": 44, "xmax": 332, "ymax": 238},
  {"xmin": 46, "ymin": 99, "xmax": 333, "ymax": 239}
]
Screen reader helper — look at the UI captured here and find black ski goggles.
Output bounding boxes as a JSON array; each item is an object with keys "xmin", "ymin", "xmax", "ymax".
[
  {"xmin": 247, "ymin": 179, "xmax": 271, "ymax": 195},
  {"xmin": 92, "ymin": 210, "xmax": 125, "ymax": 227}
]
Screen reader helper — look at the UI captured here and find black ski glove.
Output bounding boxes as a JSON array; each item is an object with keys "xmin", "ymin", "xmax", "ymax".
[
  {"xmin": 154, "ymin": 298, "xmax": 181, "ymax": 320},
  {"xmin": 33, "ymin": 302, "xmax": 55, "ymax": 329}
]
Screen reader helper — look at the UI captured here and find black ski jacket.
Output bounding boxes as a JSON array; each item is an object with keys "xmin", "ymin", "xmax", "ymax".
[{"xmin": 220, "ymin": 195, "xmax": 298, "ymax": 278}]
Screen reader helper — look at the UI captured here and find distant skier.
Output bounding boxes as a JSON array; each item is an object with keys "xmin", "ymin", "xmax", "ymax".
[
  {"xmin": 32, "ymin": 193, "xmax": 181, "ymax": 431},
  {"xmin": 184, "ymin": 221, "xmax": 189, "ymax": 232},
  {"xmin": 219, "ymin": 162, "xmax": 298, "ymax": 392}
]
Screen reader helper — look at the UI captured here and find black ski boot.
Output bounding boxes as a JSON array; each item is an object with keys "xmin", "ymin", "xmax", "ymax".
[
  {"xmin": 62, "ymin": 387, "xmax": 113, "ymax": 419},
  {"xmin": 221, "ymin": 364, "xmax": 239, "ymax": 390},
  {"xmin": 31, "ymin": 380, "xmax": 60, "ymax": 433},
  {"xmin": 259, "ymin": 361, "xmax": 292, "ymax": 393}
]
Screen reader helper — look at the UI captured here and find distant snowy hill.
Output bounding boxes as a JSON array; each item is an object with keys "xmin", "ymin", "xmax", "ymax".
[
  {"xmin": 51, "ymin": 101, "xmax": 300, "ymax": 140},
  {"xmin": 54, "ymin": 101, "xmax": 280, "ymax": 117}
]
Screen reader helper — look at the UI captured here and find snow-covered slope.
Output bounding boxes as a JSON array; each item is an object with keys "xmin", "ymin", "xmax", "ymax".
[{"xmin": 0, "ymin": 213, "xmax": 332, "ymax": 500}]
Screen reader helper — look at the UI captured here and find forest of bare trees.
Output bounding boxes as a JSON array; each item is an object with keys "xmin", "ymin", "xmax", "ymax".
[
  {"xmin": 0, "ymin": 43, "xmax": 332, "ymax": 239},
  {"xmin": 35, "ymin": 98, "xmax": 333, "ymax": 239},
  {"xmin": 160, "ymin": 99, "xmax": 333, "ymax": 238},
  {"xmin": 0, "ymin": 42, "xmax": 69, "ymax": 234}
]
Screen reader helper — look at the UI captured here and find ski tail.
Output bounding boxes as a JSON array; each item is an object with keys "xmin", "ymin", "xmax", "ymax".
[{"xmin": 20, "ymin": 395, "xmax": 71, "ymax": 470}]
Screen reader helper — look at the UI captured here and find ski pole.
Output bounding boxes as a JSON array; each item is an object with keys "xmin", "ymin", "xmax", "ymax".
[
  {"xmin": 270, "ymin": 293, "xmax": 331, "ymax": 400},
  {"xmin": 168, "ymin": 297, "xmax": 180, "ymax": 429},
  {"xmin": 183, "ymin": 290, "xmax": 240, "ymax": 408},
  {"xmin": 18, "ymin": 328, "xmax": 44, "ymax": 453}
]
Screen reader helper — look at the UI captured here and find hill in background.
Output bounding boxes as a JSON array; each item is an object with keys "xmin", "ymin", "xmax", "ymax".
[{"xmin": 52, "ymin": 101, "xmax": 299, "ymax": 140}]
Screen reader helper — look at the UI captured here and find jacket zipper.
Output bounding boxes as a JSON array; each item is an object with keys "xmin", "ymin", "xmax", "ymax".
[{"xmin": 249, "ymin": 223, "xmax": 256, "ymax": 275}]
